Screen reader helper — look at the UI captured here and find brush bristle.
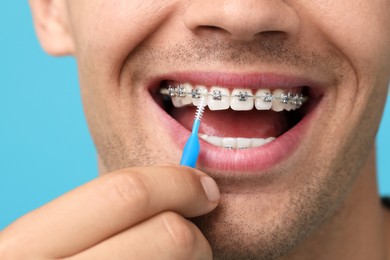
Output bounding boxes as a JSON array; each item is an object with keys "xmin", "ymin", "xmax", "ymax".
[{"xmin": 195, "ymin": 96, "xmax": 206, "ymax": 120}]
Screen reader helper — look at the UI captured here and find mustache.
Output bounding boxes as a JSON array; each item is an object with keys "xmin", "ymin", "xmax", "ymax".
[
  {"xmin": 129, "ymin": 35, "xmax": 346, "ymax": 84},
  {"xmin": 172, "ymin": 37, "xmax": 310, "ymax": 65}
]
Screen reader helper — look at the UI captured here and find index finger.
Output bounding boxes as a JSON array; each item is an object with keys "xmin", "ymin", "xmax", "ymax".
[{"xmin": 1, "ymin": 166, "xmax": 219, "ymax": 258}]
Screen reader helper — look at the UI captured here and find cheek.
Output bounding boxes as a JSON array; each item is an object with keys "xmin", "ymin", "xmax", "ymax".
[
  {"xmin": 299, "ymin": 0, "xmax": 390, "ymax": 74},
  {"xmin": 67, "ymin": 0, "xmax": 175, "ymax": 77}
]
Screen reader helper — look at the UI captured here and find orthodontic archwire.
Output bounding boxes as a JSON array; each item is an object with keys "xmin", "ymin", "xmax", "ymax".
[
  {"xmin": 160, "ymin": 87, "xmax": 307, "ymax": 106},
  {"xmin": 180, "ymin": 96, "xmax": 206, "ymax": 168}
]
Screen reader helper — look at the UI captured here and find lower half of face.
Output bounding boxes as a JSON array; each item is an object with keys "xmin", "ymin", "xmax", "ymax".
[{"xmin": 67, "ymin": 0, "xmax": 390, "ymax": 258}]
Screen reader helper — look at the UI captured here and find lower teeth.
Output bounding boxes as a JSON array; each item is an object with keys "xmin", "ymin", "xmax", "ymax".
[{"xmin": 199, "ymin": 134, "xmax": 275, "ymax": 149}]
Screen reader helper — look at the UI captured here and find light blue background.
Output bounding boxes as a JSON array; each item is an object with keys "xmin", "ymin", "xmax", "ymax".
[{"xmin": 1, "ymin": 2, "xmax": 389, "ymax": 230}]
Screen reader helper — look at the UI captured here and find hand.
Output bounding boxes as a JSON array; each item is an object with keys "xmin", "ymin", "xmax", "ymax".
[{"xmin": 0, "ymin": 166, "xmax": 220, "ymax": 259}]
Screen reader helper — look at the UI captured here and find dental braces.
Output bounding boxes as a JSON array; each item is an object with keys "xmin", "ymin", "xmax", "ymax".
[{"xmin": 160, "ymin": 85, "xmax": 308, "ymax": 106}]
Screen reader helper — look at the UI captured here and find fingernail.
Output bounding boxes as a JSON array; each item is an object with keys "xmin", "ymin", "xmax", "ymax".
[{"xmin": 200, "ymin": 176, "xmax": 220, "ymax": 203}]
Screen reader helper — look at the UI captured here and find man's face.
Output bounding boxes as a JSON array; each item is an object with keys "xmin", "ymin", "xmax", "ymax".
[{"xmin": 62, "ymin": 0, "xmax": 390, "ymax": 258}]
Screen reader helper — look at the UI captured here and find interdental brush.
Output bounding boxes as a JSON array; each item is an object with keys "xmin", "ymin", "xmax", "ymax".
[{"xmin": 180, "ymin": 96, "xmax": 206, "ymax": 168}]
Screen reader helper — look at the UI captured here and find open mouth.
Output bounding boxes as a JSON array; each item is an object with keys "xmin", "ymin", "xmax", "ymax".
[
  {"xmin": 148, "ymin": 72, "xmax": 323, "ymax": 171},
  {"xmin": 155, "ymin": 82, "xmax": 313, "ymax": 147}
]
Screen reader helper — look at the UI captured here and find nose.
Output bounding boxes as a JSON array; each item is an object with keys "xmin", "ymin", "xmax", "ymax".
[{"xmin": 183, "ymin": 0, "xmax": 300, "ymax": 41}]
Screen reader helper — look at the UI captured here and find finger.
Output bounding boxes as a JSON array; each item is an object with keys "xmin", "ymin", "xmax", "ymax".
[
  {"xmin": 69, "ymin": 211, "xmax": 212, "ymax": 260},
  {"xmin": 0, "ymin": 166, "xmax": 219, "ymax": 259}
]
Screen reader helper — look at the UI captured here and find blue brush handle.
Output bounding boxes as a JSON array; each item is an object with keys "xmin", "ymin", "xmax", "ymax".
[{"xmin": 180, "ymin": 119, "xmax": 201, "ymax": 168}]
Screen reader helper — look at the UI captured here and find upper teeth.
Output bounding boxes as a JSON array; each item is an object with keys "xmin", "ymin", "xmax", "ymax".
[{"xmin": 160, "ymin": 83, "xmax": 307, "ymax": 111}]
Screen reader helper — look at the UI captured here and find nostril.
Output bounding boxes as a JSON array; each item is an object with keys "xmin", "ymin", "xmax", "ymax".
[
  {"xmin": 193, "ymin": 25, "xmax": 231, "ymax": 37},
  {"xmin": 202, "ymin": 26, "xmax": 222, "ymax": 31},
  {"xmin": 259, "ymin": 31, "xmax": 286, "ymax": 37},
  {"xmin": 255, "ymin": 30, "xmax": 289, "ymax": 42}
]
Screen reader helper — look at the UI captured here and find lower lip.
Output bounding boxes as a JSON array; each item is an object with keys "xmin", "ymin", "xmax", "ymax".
[
  {"xmin": 149, "ymin": 90, "xmax": 320, "ymax": 175},
  {"xmin": 198, "ymin": 111, "xmax": 313, "ymax": 173}
]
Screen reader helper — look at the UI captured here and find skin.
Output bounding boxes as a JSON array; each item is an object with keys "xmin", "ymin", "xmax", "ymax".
[{"xmin": 0, "ymin": 0, "xmax": 389, "ymax": 259}]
